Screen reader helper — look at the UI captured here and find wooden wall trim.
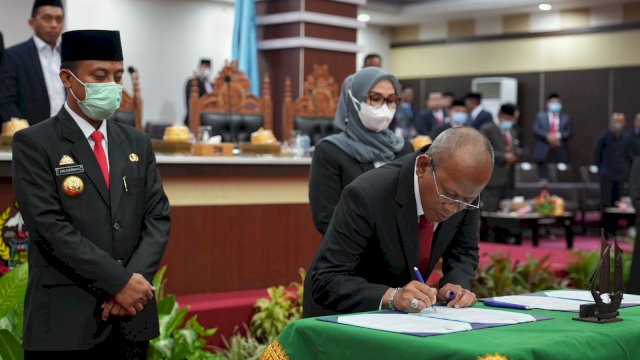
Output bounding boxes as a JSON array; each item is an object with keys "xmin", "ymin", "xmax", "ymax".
[
  {"xmin": 256, "ymin": 11, "xmax": 364, "ymax": 29},
  {"xmin": 259, "ymin": 36, "xmax": 361, "ymax": 53}
]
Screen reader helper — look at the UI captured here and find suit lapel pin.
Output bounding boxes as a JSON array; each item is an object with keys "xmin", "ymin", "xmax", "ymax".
[
  {"xmin": 129, "ymin": 153, "xmax": 139, "ymax": 162},
  {"xmin": 59, "ymin": 155, "xmax": 75, "ymax": 166},
  {"xmin": 62, "ymin": 176, "xmax": 84, "ymax": 197}
]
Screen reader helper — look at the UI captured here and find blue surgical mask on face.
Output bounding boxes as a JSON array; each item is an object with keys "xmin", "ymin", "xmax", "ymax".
[
  {"xmin": 549, "ymin": 102, "xmax": 562, "ymax": 113},
  {"xmin": 500, "ymin": 120, "xmax": 514, "ymax": 130},
  {"xmin": 451, "ymin": 112, "xmax": 468, "ymax": 126}
]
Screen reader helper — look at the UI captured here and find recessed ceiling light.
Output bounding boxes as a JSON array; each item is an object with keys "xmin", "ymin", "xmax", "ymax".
[
  {"xmin": 538, "ymin": 3, "xmax": 552, "ymax": 11},
  {"xmin": 357, "ymin": 14, "xmax": 370, "ymax": 22}
]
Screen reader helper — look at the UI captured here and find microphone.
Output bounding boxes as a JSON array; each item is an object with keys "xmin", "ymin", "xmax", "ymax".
[
  {"xmin": 127, "ymin": 66, "xmax": 136, "ymax": 74},
  {"xmin": 224, "ymin": 75, "xmax": 232, "ymax": 83}
]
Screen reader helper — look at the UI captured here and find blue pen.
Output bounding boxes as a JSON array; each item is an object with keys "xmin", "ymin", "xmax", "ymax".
[
  {"xmin": 413, "ymin": 267, "xmax": 436, "ymax": 313},
  {"xmin": 449, "ymin": 291, "xmax": 455, "ymax": 301},
  {"xmin": 483, "ymin": 300, "xmax": 531, "ymax": 310}
]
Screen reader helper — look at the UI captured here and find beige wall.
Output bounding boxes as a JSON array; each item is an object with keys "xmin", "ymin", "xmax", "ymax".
[{"xmin": 390, "ymin": 28, "xmax": 640, "ymax": 79}]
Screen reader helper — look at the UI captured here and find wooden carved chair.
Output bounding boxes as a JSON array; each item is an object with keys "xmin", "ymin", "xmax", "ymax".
[
  {"xmin": 282, "ymin": 64, "xmax": 339, "ymax": 144},
  {"xmin": 110, "ymin": 67, "xmax": 142, "ymax": 129},
  {"xmin": 189, "ymin": 61, "xmax": 273, "ymax": 143}
]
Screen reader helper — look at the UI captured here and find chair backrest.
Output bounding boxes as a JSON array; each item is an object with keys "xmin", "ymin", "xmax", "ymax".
[
  {"xmin": 515, "ymin": 162, "xmax": 540, "ymax": 184},
  {"xmin": 547, "ymin": 163, "xmax": 576, "ymax": 182},
  {"xmin": 188, "ymin": 60, "xmax": 273, "ymax": 143},
  {"xmin": 144, "ymin": 122, "xmax": 170, "ymax": 140},
  {"xmin": 109, "ymin": 111, "xmax": 135, "ymax": 127},
  {"xmin": 116, "ymin": 68, "xmax": 143, "ymax": 129},
  {"xmin": 580, "ymin": 165, "xmax": 599, "ymax": 184},
  {"xmin": 282, "ymin": 64, "xmax": 339, "ymax": 143}
]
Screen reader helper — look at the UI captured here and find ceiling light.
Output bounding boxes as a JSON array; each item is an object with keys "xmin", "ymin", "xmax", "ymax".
[
  {"xmin": 357, "ymin": 14, "xmax": 370, "ymax": 22},
  {"xmin": 538, "ymin": 3, "xmax": 552, "ymax": 11}
]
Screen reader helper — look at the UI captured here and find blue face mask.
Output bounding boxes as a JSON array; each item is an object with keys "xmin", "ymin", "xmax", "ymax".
[
  {"xmin": 451, "ymin": 112, "xmax": 468, "ymax": 126},
  {"xmin": 500, "ymin": 120, "xmax": 514, "ymax": 130},
  {"xmin": 549, "ymin": 102, "xmax": 562, "ymax": 113}
]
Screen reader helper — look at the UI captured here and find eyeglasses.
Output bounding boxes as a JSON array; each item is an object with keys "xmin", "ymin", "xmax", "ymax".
[
  {"xmin": 430, "ymin": 157, "xmax": 480, "ymax": 210},
  {"xmin": 366, "ymin": 92, "xmax": 399, "ymax": 109}
]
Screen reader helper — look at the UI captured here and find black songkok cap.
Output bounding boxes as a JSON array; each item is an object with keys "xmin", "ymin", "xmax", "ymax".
[
  {"xmin": 61, "ymin": 30, "xmax": 124, "ymax": 62},
  {"xmin": 200, "ymin": 58, "xmax": 212, "ymax": 66},
  {"xmin": 500, "ymin": 103, "xmax": 516, "ymax": 116},
  {"xmin": 33, "ymin": 0, "xmax": 63, "ymax": 13}
]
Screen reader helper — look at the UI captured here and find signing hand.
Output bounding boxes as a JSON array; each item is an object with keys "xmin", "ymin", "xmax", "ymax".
[
  {"xmin": 438, "ymin": 283, "xmax": 477, "ymax": 308},
  {"xmin": 391, "ymin": 281, "xmax": 437, "ymax": 313}
]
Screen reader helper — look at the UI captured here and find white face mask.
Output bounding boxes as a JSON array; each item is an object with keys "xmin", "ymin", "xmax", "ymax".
[{"xmin": 348, "ymin": 90, "xmax": 395, "ymax": 133}]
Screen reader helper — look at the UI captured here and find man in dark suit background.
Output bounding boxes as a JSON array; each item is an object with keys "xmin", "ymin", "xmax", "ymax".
[
  {"xmin": 183, "ymin": 58, "xmax": 213, "ymax": 124},
  {"xmin": 532, "ymin": 93, "xmax": 572, "ymax": 179},
  {"xmin": 0, "ymin": 31, "xmax": 4, "ymax": 66},
  {"xmin": 480, "ymin": 103, "xmax": 520, "ymax": 212},
  {"xmin": 466, "ymin": 92, "xmax": 493, "ymax": 130},
  {"xmin": 0, "ymin": 0, "xmax": 66, "ymax": 125},
  {"xmin": 13, "ymin": 29, "xmax": 170, "ymax": 359},
  {"xmin": 304, "ymin": 127, "xmax": 494, "ymax": 317},
  {"xmin": 632, "ymin": 113, "xmax": 640, "ymax": 157},
  {"xmin": 414, "ymin": 89, "xmax": 446, "ymax": 137}
]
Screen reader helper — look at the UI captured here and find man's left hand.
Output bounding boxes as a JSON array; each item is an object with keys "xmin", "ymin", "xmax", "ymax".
[
  {"xmin": 437, "ymin": 283, "xmax": 477, "ymax": 308},
  {"xmin": 101, "ymin": 299, "xmax": 129, "ymax": 321}
]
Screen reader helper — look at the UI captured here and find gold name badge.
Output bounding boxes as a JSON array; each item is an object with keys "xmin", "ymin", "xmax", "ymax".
[
  {"xmin": 129, "ymin": 153, "xmax": 139, "ymax": 162},
  {"xmin": 59, "ymin": 155, "xmax": 75, "ymax": 165},
  {"xmin": 62, "ymin": 176, "xmax": 84, "ymax": 197}
]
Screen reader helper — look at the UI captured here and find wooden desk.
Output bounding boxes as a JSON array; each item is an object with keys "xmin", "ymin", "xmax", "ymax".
[
  {"xmin": 481, "ymin": 211, "xmax": 575, "ymax": 249},
  {"xmin": 0, "ymin": 152, "xmax": 320, "ymax": 296}
]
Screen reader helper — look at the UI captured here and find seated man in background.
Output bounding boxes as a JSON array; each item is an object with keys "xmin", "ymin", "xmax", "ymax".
[
  {"xmin": 392, "ymin": 86, "xmax": 415, "ymax": 141},
  {"xmin": 431, "ymin": 99, "xmax": 468, "ymax": 140},
  {"xmin": 303, "ymin": 127, "xmax": 494, "ymax": 317},
  {"xmin": 480, "ymin": 103, "xmax": 519, "ymax": 212},
  {"xmin": 594, "ymin": 112, "xmax": 634, "ymax": 236}
]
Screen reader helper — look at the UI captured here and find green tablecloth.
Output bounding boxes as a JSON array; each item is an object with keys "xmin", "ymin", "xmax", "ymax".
[{"xmin": 271, "ymin": 304, "xmax": 640, "ymax": 360}]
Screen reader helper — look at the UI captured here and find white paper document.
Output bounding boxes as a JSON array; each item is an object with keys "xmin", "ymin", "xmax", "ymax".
[
  {"xmin": 488, "ymin": 295, "xmax": 588, "ymax": 311},
  {"xmin": 544, "ymin": 290, "xmax": 640, "ymax": 305},
  {"xmin": 337, "ymin": 313, "xmax": 472, "ymax": 335},
  {"xmin": 418, "ymin": 306, "xmax": 537, "ymax": 324}
]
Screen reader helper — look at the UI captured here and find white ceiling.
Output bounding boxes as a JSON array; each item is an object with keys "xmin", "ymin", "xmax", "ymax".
[{"xmin": 361, "ymin": 0, "xmax": 634, "ymax": 26}]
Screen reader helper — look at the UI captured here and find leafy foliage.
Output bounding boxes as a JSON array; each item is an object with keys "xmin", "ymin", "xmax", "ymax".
[
  {"xmin": 214, "ymin": 325, "xmax": 266, "ymax": 360},
  {"xmin": 250, "ymin": 268, "xmax": 304, "ymax": 343},
  {"xmin": 0, "ymin": 263, "xmax": 28, "ymax": 354},
  {"xmin": 0, "ymin": 328, "xmax": 23, "ymax": 360},
  {"xmin": 566, "ymin": 250, "xmax": 633, "ymax": 290},
  {"xmin": 148, "ymin": 266, "xmax": 218, "ymax": 360},
  {"xmin": 472, "ymin": 252, "xmax": 566, "ymax": 298}
]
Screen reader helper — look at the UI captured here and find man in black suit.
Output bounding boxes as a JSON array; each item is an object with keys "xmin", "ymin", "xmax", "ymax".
[
  {"xmin": 414, "ymin": 89, "xmax": 446, "ymax": 137},
  {"xmin": 0, "ymin": 0, "xmax": 66, "ymax": 125},
  {"xmin": 480, "ymin": 104, "xmax": 519, "ymax": 212},
  {"xmin": 532, "ymin": 93, "xmax": 571, "ymax": 179},
  {"xmin": 466, "ymin": 92, "xmax": 493, "ymax": 130},
  {"xmin": 184, "ymin": 58, "xmax": 213, "ymax": 124},
  {"xmin": 304, "ymin": 127, "xmax": 494, "ymax": 317},
  {"xmin": 0, "ymin": 31, "xmax": 4, "ymax": 66},
  {"xmin": 13, "ymin": 30, "xmax": 170, "ymax": 359}
]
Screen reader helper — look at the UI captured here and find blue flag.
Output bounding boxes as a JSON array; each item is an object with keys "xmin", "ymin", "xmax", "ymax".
[{"xmin": 232, "ymin": 0, "xmax": 259, "ymax": 96}]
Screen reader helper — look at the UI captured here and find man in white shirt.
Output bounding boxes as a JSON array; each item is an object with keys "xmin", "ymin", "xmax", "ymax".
[{"xmin": 0, "ymin": 0, "xmax": 65, "ymax": 124}]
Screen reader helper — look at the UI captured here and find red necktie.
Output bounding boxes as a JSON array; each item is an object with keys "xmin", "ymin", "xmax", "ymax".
[
  {"xmin": 90, "ymin": 131, "xmax": 109, "ymax": 188},
  {"xmin": 550, "ymin": 114, "xmax": 558, "ymax": 134},
  {"xmin": 418, "ymin": 215, "xmax": 434, "ymax": 275},
  {"xmin": 502, "ymin": 130, "xmax": 512, "ymax": 151},
  {"xmin": 435, "ymin": 111, "xmax": 443, "ymax": 125}
]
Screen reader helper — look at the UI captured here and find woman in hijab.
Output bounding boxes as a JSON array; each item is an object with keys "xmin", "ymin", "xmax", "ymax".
[{"xmin": 309, "ymin": 67, "xmax": 413, "ymax": 234}]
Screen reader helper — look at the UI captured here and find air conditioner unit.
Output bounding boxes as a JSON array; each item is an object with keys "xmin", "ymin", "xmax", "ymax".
[{"xmin": 471, "ymin": 77, "xmax": 518, "ymax": 122}]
